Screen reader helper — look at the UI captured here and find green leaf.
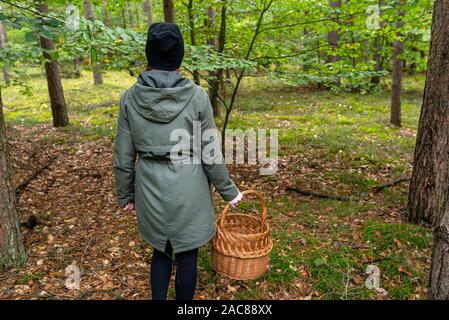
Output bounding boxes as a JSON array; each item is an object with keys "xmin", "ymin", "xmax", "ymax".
[
  {"xmin": 39, "ymin": 29, "xmax": 53, "ymax": 40},
  {"xmin": 24, "ymin": 32, "xmax": 38, "ymax": 43},
  {"xmin": 90, "ymin": 47, "xmax": 97, "ymax": 66},
  {"xmin": 313, "ymin": 258, "xmax": 325, "ymax": 267}
]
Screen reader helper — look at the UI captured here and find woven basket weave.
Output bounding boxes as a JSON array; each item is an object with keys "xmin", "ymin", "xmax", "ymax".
[{"xmin": 212, "ymin": 190, "xmax": 273, "ymax": 280}]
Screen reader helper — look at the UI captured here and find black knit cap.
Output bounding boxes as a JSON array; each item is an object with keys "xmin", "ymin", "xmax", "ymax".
[{"xmin": 145, "ymin": 23, "xmax": 184, "ymax": 71}]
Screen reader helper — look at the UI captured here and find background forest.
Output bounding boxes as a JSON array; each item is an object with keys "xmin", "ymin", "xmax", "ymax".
[{"xmin": 0, "ymin": 0, "xmax": 444, "ymax": 300}]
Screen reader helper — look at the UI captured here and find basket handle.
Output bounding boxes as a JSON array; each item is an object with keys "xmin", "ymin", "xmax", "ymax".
[{"xmin": 219, "ymin": 190, "xmax": 267, "ymax": 229}]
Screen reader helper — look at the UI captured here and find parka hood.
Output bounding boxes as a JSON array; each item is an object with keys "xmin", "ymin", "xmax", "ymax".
[{"xmin": 130, "ymin": 69, "xmax": 196, "ymax": 123}]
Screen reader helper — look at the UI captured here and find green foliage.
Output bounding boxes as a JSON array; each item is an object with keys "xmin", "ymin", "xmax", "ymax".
[
  {"xmin": 0, "ymin": 0, "xmax": 433, "ymax": 96},
  {"xmin": 0, "ymin": 2, "xmax": 255, "ymax": 89}
]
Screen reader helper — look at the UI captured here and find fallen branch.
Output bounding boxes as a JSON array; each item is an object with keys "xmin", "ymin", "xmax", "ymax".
[
  {"xmin": 362, "ymin": 255, "xmax": 391, "ymax": 265},
  {"xmin": 286, "ymin": 187, "xmax": 352, "ymax": 201},
  {"xmin": 67, "ymin": 167, "xmax": 102, "ymax": 178},
  {"xmin": 15, "ymin": 156, "xmax": 56, "ymax": 200},
  {"xmin": 286, "ymin": 177, "xmax": 411, "ymax": 201},
  {"xmin": 372, "ymin": 177, "xmax": 410, "ymax": 193},
  {"xmin": 43, "ymin": 176, "xmax": 56, "ymax": 194}
]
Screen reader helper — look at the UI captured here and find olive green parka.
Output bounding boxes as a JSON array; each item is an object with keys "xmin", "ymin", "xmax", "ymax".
[{"xmin": 113, "ymin": 69, "xmax": 239, "ymax": 254}]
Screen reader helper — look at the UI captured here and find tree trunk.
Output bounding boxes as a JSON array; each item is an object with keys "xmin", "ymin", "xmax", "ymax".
[
  {"xmin": 134, "ymin": 4, "xmax": 141, "ymax": 29},
  {"xmin": 429, "ymin": 225, "xmax": 449, "ymax": 299},
  {"xmin": 38, "ymin": 3, "xmax": 70, "ymax": 127},
  {"xmin": 407, "ymin": 0, "xmax": 449, "ymax": 229},
  {"xmin": 163, "ymin": 0, "xmax": 175, "ymax": 23},
  {"xmin": 0, "ymin": 87, "xmax": 27, "ymax": 268},
  {"xmin": 208, "ymin": 4, "xmax": 225, "ymax": 118},
  {"xmin": 390, "ymin": 4, "xmax": 405, "ymax": 127},
  {"xmin": 302, "ymin": 10, "xmax": 311, "ymax": 72},
  {"xmin": 73, "ymin": 57, "xmax": 81, "ymax": 78},
  {"xmin": 326, "ymin": 0, "xmax": 341, "ymax": 64},
  {"xmin": 0, "ymin": 5, "xmax": 10, "ymax": 85},
  {"xmin": 143, "ymin": 0, "xmax": 153, "ymax": 26},
  {"xmin": 83, "ymin": 0, "xmax": 94, "ymax": 25},
  {"xmin": 121, "ymin": 9, "xmax": 127, "ymax": 28},
  {"xmin": 65, "ymin": 3, "xmax": 82, "ymax": 78},
  {"xmin": 371, "ymin": 0, "xmax": 385, "ymax": 85},
  {"xmin": 102, "ymin": 0, "xmax": 111, "ymax": 27},
  {"xmin": 84, "ymin": 0, "xmax": 103, "ymax": 85},
  {"xmin": 126, "ymin": 2, "xmax": 134, "ymax": 28},
  {"xmin": 187, "ymin": 0, "xmax": 200, "ymax": 84},
  {"xmin": 205, "ymin": 6, "xmax": 218, "ymax": 48}
]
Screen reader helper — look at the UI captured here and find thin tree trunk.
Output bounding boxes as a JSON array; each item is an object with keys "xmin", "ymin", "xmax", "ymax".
[
  {"xmin": 163, "ymin": 0, "xmax": 175, "ymax": 23},
  {"xmin": 102, "ymin": 0, "xmax": 111, "ymax": 27},
  {"xmin": 73, "ymin": 57, "xmax": 81, "ymax": 78},
  {"xmin": 84, "ymin": 0, "xmax": 103, "ymax": 85},
  {"xmin": 0, "ymin": 5, "xmax": 10, "ymax": 85},
  {"xmin": 303, "ymin": 11, "xmax": 309, "ymax": 38},
  {"xmin": 38, "ymin": 3, "xmax": 70, "ymax": 127},
  {"xmin": 83, "ymin": 1, "xmax": 94, "ymax": 24},
  {"xmin": 407, "ymin": 0, "xmax": 449, "ymax": 229},
  {"xmin": 0, "ymin": 87, "xmax": 27, "ymax": 268},
  {"xmin": 371, "ymin": 0, "xmax": 385, "ymax": 85},
  {"xmin": 126, "ymin": 2, "xmax": 134, "ymax": 28},
  {"xmin": 206, "ymin": 6, "xmax": 218, "ymax": 48},
  {"xmin": 326, "ymin": 0, "xmax": 341, "ymax": 64},
  {"xmin": 143, "ymin": 0, "xmax": 153, "ymax": 26},
  {"xmin": 390, "ymin": 3, "xmax": 405, "ymax": 127},
  {"xmin": 221, "ymin": 0, "xmax": 274, "ymax": 150},
  {"xmin": 303, "ymin": 10, "xmax": 310, "ymax": 72},
  {"xmin": 187, "ymin": 0, "xmax": 200, "ymax": 84},
  {"xmin": 121, "ymin": 9, "xmax": 127, "ymax": 28},
  {"xmin": 208, "ymin": 5, "xmax": 224, "ymax": 117},
  {"xmin": 408, "ymin": 45, "xmax": 419, "ymax": 74},
  {"xmin": 66, "ymin": 2, "xmax": 82, "ymax": 78},
  {"xmin": 134, "ymin": 4, "xmax": 141, "ymax": 29}
]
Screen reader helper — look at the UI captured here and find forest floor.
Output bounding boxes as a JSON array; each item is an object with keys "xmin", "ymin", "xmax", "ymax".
[{"xmin": 0, "ymin": 69, "xmax": 432, "ymax": 300}]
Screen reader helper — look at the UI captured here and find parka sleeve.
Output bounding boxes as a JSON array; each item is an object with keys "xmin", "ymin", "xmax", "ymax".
[
  {"xmin": 199, "ymin": 89, "xmax": 240, "ymax": 202},
  {"xmin": 113, "ymin": 93, "xmax": 137, "ymax": 208}
]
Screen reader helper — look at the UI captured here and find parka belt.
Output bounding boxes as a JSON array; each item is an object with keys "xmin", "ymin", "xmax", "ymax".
[{"xmin": 137, "ymin": 145, "xmax": 193, "ymax": 162}]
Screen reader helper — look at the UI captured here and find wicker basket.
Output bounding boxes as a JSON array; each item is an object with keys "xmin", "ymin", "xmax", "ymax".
[{"xmin": 212, "ymin": 190, "xmax": 273, "ymax": 280}]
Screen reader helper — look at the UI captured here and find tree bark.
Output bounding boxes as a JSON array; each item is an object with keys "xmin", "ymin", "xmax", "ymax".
[
  {"xmin": 126, "ymin": 2, "xmax": 134, "ymax": 28},
  {"xmin": 102, "ymin": 0, "xmax": 111, "ymax": 27},
  {"xmin": 38, "ymin": 3, "xmax": 70, "ymax": 127},
  {"xmin": 143, "ymin": 0, "xmax": 153, "ymax": 26},
  {"xmin": 205, "ymin": 6, "xmax": 218, "ymax": 48},
  {"xmin": 0, "ymin": 87, "xmax": 27, "ymax": 268},
  {"xmin": 407, "ymin": 0, "xmax": 449, "ymax": 229},
  {"xmin": 326, "ymin": 0, "xmax": 341, "ymax": 64},
  {"xmin": 83, "ymin": 0, "xmax": 103, "ymax": 85},
  {"xmin": 163, "ymin": 0, "xmax": 175, "ymax": 23},
  {"xmin": 302, "ymin": 10, "xmax": 311, "ymax": 72},
  {"xmin": 0, "ymin": 5, "xmax": 10, "ymax": 85},
  {"xmin": 208, "ymin": 4, "xmax": 225, "ymax": 118},
  {"xmin": 429, "ymin": 225, "xmax": 449, "ymax": 299},
  {"xmin": 134, "ymin": 4, "xmax": 141, "ymax": 29},
  {"xmin": 371, "ymin": 0, "xmax": 385, "ymax": 85},
  {"xmin": 121, "ymin": 9, "xmax": 127, "ymax": 28},
  {"xmin": 65, "ymin": 3, "xmax": 82, "ymax": 78},
  {"xmin": 186, "ymin": 0, "xmax": 200, "ymax": 85},
  {"xmin": 390, "ymin": 3, "xmax": 405, "ymax": 127}
]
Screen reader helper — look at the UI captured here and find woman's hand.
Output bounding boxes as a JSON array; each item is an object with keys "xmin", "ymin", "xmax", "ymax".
[
  {"xmin": 123, "ymin": 202, "xmax": 135, "ymax": 211},
  {"xmin": 229, "ymin": 192, "xmax": 243, "ymax": 208}
]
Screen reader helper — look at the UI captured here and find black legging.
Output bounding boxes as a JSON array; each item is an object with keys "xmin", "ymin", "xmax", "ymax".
[{"xmin": 150, "ymin": 240, "xmax": 198, "ymax": 300}]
